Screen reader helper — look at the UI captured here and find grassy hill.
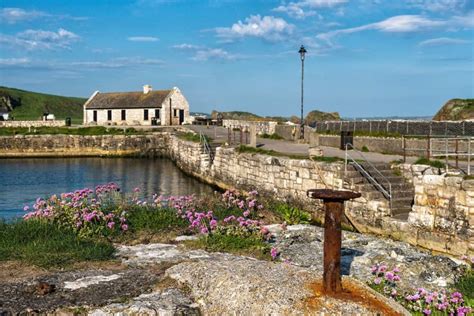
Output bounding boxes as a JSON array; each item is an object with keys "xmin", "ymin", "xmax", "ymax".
[
  {"xmin": 433, "ymin": 99, "xmax": 474, "ymax": 121},
  {"xmin": 0, "ymin": 87, "xmax": 85, "ymax": 123}
]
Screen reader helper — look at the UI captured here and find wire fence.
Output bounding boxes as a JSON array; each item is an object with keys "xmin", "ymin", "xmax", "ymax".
[{"xmin": 314, "ymin": 120, "xmax": 474, "ymax": 136}]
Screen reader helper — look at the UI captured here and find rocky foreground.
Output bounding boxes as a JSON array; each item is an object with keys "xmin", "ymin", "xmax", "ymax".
[{"xmin": 0, "ymin": 225, "xmax": 467, "ymax": 315}]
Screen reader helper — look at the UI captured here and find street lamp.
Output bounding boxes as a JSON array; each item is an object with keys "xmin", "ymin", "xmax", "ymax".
[{"xmin": 298, "ymin": 45, "xmax": 307, "ymax": 140}]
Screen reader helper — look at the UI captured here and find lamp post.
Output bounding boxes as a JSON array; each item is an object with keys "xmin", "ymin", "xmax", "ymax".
[{"xmin": 298, "ymin": 45, "xmax": 307, "ymax": 140}]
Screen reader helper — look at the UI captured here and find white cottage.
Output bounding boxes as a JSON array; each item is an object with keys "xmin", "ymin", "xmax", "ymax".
[{"xmin": 83, "ymin": 85, "xmax": 190, "ymax": 126}]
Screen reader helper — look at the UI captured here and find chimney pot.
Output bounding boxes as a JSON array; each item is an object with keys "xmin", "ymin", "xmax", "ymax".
[{"xmin": 143, "ymin": 84, "xmax": 152, "ymax": 94}]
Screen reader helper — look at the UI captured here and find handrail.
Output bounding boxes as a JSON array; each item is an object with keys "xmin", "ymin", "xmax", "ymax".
[
  {"xmin": 199, "ymin": 132, "xmax": 214, "ymax": 163},
  {"xmin": 344, "ymin": 143, "xmax": 392, "ymax": 209}
]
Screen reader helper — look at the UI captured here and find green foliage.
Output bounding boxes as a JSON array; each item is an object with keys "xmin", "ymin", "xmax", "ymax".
[
  {"xmin": 311, "ymin": 156, "xmax": 343, "ymax": 163},
  {"xmin": 126, "ymin": 206, "xmax": 189, "ymax": 233},
  {"xmin": 236, "ymin": 145, "xmax": 308, "ymax": 160},
  {"xmin": 260, "ymin": 133, "xmax": 284, "ymax": 140},
  {"xmin": 0, "ymin": 86, "xmax": 85, "ymax": 122},
  {"xmin": 414, "ymin": 157, "xmax": 445, "ymax": 168},
  {"xmin": 0, "ymin": 220, "xmax": 115, "ymax": 267},
  {"xmin": 361, "ymin": 145, "xmax": 370, "ymax": 152},
  {"xmin": 454, "ymin": 270, "xmax": 474, "ymax": 302},
  {"xmin": 274, "ymin": 203, "xmax": 311, "ymax": 225},
  {"xmin": 0, "ymin": 126, "xmax": 142, "ymax": 136},
  {"xmin": 190, "ymin": 227, "xmax": 270, "ymax": 259},
  {"xmin": 177, "ymin": 132, "xmax": 210, "ymax": 143}
]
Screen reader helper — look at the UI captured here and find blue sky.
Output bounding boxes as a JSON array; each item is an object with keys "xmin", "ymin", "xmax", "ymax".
[{"xmin": 0, "ymin": 0, "xmax": 473, "ymax": 118}]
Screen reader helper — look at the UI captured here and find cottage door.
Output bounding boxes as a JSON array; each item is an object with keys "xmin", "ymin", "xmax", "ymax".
[{"xmin": 179, "ymin": 109, "xmax": 184, "ymax": 125}]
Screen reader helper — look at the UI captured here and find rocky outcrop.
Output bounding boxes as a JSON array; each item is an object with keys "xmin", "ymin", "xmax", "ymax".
[{"xmin": 433, "ymin": 98, "xmax": 474, "ymax": 121}]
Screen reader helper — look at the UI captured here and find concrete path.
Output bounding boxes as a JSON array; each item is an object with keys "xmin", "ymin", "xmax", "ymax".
[{"xmin": 187, "ymin": 125, "xmax": 471, "ymax": 172}]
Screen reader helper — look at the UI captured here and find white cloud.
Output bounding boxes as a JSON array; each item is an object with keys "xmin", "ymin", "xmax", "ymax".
[
  {"xmin": 71, "ymin": 57, "xmax": 164, "ymax": 68},
  {"xmin": 127, "ymin": 36, "xmax": 159, "ymax": 42},
  {"xmin": 451, "ymin": 11, "xmax": 474, "ymax": 28},
  {"xmin": 173, "ymin": 43, "xmax": 240, "ymax": 61},
  {"xmin": 215, "ymin": 15, "xmax": 294, "ymax": 42},
  {"xmin": 0, "ymin": 28, "xmax": 80, "ymax": 50},
  {"xmin": 0, "ymin": 7, "xmax": 87, "ymax": 24},
  {"xmin": 272, "ymin": 0, "xmax": 347, "ymax": 19},
  {"xmin": 317, "ymin": 15, "xmax": 446, "ymax": 43},
  {"xmin": 0, "ymin": 57, "xmax": 31, "ymax": 66},
  {"xmin": 192, "ymin": 48, "xmax": 238, "ymax": 61},
  {"xmin": 172, "ymin": 43, "xmax": 204, "ymax": 50},
  {"xmin": 418, "ymin": 37, "xmax": 471, "ymax": 46},
  {"xmin": 407, "ymin": 0, "xmax": 467, "ymax": 12},
  {"xmin": 0, "ymin": 8, "xmax": 47, "ymax": 23},
  {"xmin": 273, "ymin": 4, "xmax": 317, "ymax": 19}
]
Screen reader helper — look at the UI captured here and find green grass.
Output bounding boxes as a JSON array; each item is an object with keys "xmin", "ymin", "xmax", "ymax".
[
  {"xmin": 454, "ymin": 270, "xmax": 474, "ymax": 303},
  {"xmin": 0, "ymin": 86, "xmax": 85, "ymax": 122},
  {"xmin": 361, "ymin": 145, "xmax": 370, "ymax": 152},
  {"xmin": 126, "ymin": 206, "xmax": 189, "ymax": 233},
  {"xmin": 236, "ymin": 145, "xmax": 308, "ymax": 160},
  {"xmin": 177, "ymin": 132, "xmax": 210, "ymax": 143},
  {"xmin": 311, "ymin": 156, "xmax": 343, "ymax": 163},
  {"xmin": 0, "ymin": 220, "xmax": 115, "ymax": 267},
  {"xmin": 273, "ymin": 203, "xmax": 311, "ymax": 225},
  {"xmin": 260, "ymin": 133, "xmax": 284, "ymax": 140},
  {"xmin": 414, "ymin": 157, "xmax": 446, "ymax": 168},
  {"xmin": 188, "ymin": 232, "xmax": 270, "ymax": 259},
  {"xmin": 0, "ymin": 126, "xmax": 143, "ymax": 136}
]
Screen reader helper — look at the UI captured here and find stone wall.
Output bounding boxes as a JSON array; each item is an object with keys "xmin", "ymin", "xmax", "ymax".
[
  {"xmin": 0, "ymin": 120, "xmax": 66, "ymax": 128},
  {"xmin": 0, "ymin": 134, "xmax": 169, "ymax": 157},
  {"xmin": 407, "ymin": 174, "xmax": 473, "ymax": 255},
  {"xmin": 222, "ymin": 120, "xmax": 277, "ymax": 135},
  {"xmin": 0, "ymin": 132, "xmax": 471, "ymax": 256}
]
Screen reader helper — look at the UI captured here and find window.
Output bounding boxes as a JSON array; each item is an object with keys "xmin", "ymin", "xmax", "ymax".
[
  {"xmin": 144, "ymin": 109, "xmax": 149, "ymax": 121},
  {"xmin": 107, "ymin": 110, "xmax": 112, "ymax": 121},
  {"xmin": 121, "ymin": 110, "xmax": 126, "ymax": 121},
  {"xmin": 173, "ymin": 109, "xmax": 178, "ymax": 117},
  {"xmin": 155, "ymin": 109, "xmax": 160, "ymax": 119},
  {"xmin": 93, "ymin": 110, "xmax": 97, "ymax": 122}
]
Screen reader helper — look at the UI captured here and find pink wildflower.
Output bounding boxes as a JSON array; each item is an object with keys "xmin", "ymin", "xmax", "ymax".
[{"xmin": 270, "ymin": 247, "xmax": 279, "ymax": 260}]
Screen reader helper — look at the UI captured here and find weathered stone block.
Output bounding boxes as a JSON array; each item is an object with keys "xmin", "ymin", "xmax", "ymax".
[{"xmin": 422, "ymin": 175, "xmax": 445, "ymax": 186}]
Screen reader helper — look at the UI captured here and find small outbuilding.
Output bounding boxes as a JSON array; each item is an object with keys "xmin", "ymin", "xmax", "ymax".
[{"xmin": 83, "ymin": 85, "xmax": 190, "ymax": 126}]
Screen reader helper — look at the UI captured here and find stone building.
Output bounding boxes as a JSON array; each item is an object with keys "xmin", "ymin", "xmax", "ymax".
[{"xmin": 83, "ymin": 85, "xmax": 190, "ymax": 126}]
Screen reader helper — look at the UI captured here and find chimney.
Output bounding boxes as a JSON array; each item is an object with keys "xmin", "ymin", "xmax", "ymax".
[{"xmin": 143, "ymin": 84, "xmax": 152, "ymax": 94}]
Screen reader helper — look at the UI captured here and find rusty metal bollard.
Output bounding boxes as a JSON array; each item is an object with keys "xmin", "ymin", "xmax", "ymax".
[{"xmin": 307, "ymin": 189, "xmax": 361, "ymax": 295}]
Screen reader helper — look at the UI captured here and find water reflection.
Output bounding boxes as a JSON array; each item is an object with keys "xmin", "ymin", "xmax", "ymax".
[{"xmin": 0, "ymin": 157, "xmax": 214, "ymax": 219}]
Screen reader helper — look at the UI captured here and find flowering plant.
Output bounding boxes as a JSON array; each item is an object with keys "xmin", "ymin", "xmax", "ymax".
[{"xmin": 23, "ymin": 183, "xmax": 128, "ymax": 238}]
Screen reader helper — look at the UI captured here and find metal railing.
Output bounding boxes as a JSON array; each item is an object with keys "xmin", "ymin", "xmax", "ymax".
[
  {"xmin": 344, "ymin": 143, "xmax": 392, "ymax": 209},
  {"xmin": 199, "ymin": 132, "xmax": 214, "ymax": 163},
  {"xmin": 402, "ymin": 135, "xmax": 473, "ymax": 175}
]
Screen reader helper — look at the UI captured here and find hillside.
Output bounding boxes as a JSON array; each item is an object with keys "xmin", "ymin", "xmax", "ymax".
[
  {"xmin": 289, "ymin": 110, "xmax": 341, "ymax": 125},
  {"xmin": 433, "ymin": 99, "xmax": 474, "ymax": 121},
  {"xmin": 211, "ymin": 110, "xmax": 263, "ymax": 121},
  {"xmin": 0, "ymin": 87, "xmax": 85, "ymax": 122}
]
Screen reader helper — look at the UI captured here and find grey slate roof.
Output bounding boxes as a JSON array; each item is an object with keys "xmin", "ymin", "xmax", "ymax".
[{"xmin": 85, "ymin": 90, "xmax": 172, "ymax": 109}]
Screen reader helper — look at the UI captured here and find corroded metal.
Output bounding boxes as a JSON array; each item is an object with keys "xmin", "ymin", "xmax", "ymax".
[{"xmin": 307, "ymin": 189, "xmax": 361, "ymax": 294}]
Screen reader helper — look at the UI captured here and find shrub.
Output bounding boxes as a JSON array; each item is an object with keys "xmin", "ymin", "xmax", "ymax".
[
  {"xmin": 414, "ymin": 157, "xmax": 446, "ymax": 169},
  {"xmin": 260, "ymin": 133, "xmax": 283, "ymax": 140},
  {"xmin": 274, "ymin": 203, "xmax": 311, "ymax": 225},
  {"xmin": 361, "ymin": 145, "xmax": 370, "ymax": 152}
]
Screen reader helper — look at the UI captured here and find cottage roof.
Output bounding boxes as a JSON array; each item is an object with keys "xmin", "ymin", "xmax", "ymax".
[{"xmin": 85, "ymin": 90, "xmax": 172, "ymax": 109}]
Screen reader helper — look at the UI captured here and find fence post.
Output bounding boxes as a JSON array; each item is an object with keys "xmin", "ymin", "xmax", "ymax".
[
  {"xmin": 369, "ymin": 121, "xmax": 372, "ymax": 133},
  {"xmin": 468, "ymin": 138, "xmax": 471, "ymax": 175},
  {"xmin": 427, "ymin": 135, "xmax": 431, "ymax": 160},
  {"xmin": 228, "ymin": 127, "xmax": 231, "ymax": 145},
  {"xmin": 455, "ymin": 136, "xmax": 459, "ymax": 169},
  {"xmin": 386, "ymin": 121, "xmax": 389, "ymax": 134},
  {"xmin": 403, "ymin": 136, "xmax": 406, "ymax": 163}
]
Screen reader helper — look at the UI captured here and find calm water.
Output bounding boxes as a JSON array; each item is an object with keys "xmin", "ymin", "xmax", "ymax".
[{"xmin": 0, "ymin": 158, "xmax": 214, "ymax": 219}]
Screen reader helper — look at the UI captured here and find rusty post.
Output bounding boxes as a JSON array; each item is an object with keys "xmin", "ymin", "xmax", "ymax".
[
  {"xmin": 402, "ymin": 135, "xmax": 406, "ymax": 163},
  {"xmin": 307, "ymin": 189, "xmax": 361, "ymax": 295},
  {"xmin": 455, "ymin": 136, "xmax": 459, "ymax": 169}
]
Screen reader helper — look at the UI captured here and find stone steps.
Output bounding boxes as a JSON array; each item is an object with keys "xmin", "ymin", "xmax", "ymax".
[{"xmin": 344, "ymin": 162, "xmax": 414, "ymax": 221}]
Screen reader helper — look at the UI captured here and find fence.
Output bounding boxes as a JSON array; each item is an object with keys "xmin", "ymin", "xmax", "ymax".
[
  {"xmin": 402, "ymin": 135, "xmax": 473, "ymax": 175},
  {"xmin": 314, "ymin": 120, "xmax": 474, "ymax": 136}
]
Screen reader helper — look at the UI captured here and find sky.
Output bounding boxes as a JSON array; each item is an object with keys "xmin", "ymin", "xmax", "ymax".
[{"xmin": 0, "ymin": 0, "xmax": 473, "ymax": 118}]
